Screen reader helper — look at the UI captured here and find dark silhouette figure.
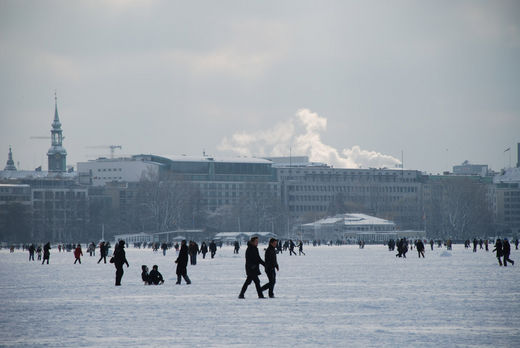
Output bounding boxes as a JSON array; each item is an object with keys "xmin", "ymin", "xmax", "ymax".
[
  {"xmin": 112, "ymin": 240, "xmax": 129, "ymax": 286},
  {"xmin": 209, "ymin": 240, "xmax": 217, "ymax": 259},
  {"xmin": 416, "ymin": 240, "xmax": 425, "ymax": 258},
  {"xmin": 473, "ymin": 239, "xmax": 478, "ymax": 252},
  {"xmin": 200, "ymin": 242, "xmax": 208, "ymax": 259},
  {"xmin": 289, "ymin": 240, "xmax": 297, "ymax": 256},
  {"xmin": 298, "ymin": 241, "xmax": 306, "ymax": 256},
  {"xmin": 396, "ymin": 239, "xmax": 408, "ymax": 258},
  {"xmin": 142, "ymin": 265, "xmax": 150, "ymax": 285},
  {"xmin": 503, "ymin": 239, "xmax": 514, "ymax": 267},
  {"xmin": 74, "ymin": 244, "xmax": 83, "ymax": 264},
  {"xmin": 98, "ymin": 242, "xmax": 107, "ymax": 264},
  {"xmin": 239, "ymin": 237, "xmax": 265, "ymax": 299},
  {"xmin": 149, "ymin": 265, "xmax": 164, "ymax": 285},
  {"xmin": 175, "ymin": 240, "xmax": 191, "ymax": 284},
  {"xmin": 88, "ymin": 242, "xmax": 96, "ymax": 256},
  {"xmin": 42, "ymin": 242, "xmax": 51, "ymax": 264},
  {"xmin": 234, "ymin": 241, "xmax": 240, "ymax": 254},
  {"xmin": 515, "ymin": 239, "xmax": 519, "ymax": 250},
  {"xmin": 260, "ymin": 238, "xmax": 279, "ymax": 298},
  {"xmin": 161, "ymin": 242, "xmax": 168, "ymax": 256},
  {"xmin": 28, "ymin": 244, "xmax": 35, "ymax": 261},
  {"xmin": 189, "ymin": 241, "xmax": 199, "ymax": 265},
  {"xmin": 493, "ymin": 239, "xmax": 503, "ymax": 266},
  {"xmin": 430, "ymin": 239, "xmax": 434, "ymax": 251}
]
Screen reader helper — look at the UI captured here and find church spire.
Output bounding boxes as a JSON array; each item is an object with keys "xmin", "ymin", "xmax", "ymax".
[
  {"xmin": 4, "ymin": 146, "xmax": 17, "ymax": 171},
  {"xmin": 52, "ymin": 90, "xmax": 61, "ymax": 130},
  {"xmin": 47, "ymin": 92, "xmax": 67, "ymax": 172}
]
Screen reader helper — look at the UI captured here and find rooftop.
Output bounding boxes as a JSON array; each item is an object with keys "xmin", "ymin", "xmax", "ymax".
[{"xmin": 304, "ymin": 213, "xmax": 396, "ymax": 227}]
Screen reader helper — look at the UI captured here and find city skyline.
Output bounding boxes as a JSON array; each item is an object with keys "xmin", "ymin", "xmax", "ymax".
[{"xmin": 1, "ymin": 1, "xmax": 519, "ymax": 173}]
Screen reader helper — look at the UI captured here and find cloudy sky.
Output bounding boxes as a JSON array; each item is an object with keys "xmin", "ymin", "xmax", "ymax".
[{"xmin": 1, "ymin": 0, "xmax": 519, "ymax": 173}]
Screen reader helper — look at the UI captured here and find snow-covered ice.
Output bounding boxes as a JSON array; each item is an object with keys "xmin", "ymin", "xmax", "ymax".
[{"xmin": 1, "ymin": 244, "xmax": 519, "ymax": 347}]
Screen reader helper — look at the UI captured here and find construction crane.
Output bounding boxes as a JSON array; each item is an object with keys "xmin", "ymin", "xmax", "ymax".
[{"xmin": 85, "ymin": 145, "xmax": 122, "ymax": 159}]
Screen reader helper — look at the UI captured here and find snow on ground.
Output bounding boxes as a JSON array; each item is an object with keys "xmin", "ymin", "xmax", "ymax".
[{"xmin": 0, "ymin": 244, "xmax": 519, "ymax": 347}]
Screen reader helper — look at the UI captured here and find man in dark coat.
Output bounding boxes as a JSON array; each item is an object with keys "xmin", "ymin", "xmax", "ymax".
[
  {"xmin": 42, "ymin": 242, "xmax": 51, "ymax": 264},
  {"xmin": 239, "ymin": 237, "xmax": 265, "ymax": 299},
  {"xmin": 97, "ymin": 241, "xmax": 107, "ymax": 264},
  {"xmin": 28, "ymin": 244, "xmax": 35, "ymax": 261},
  {"xmin": 416, "ymin": 240, "xmax": 425, "ymax": 258},
  {"xmin": 261, "ymin": 238, "xmax": 279, "ymax": 298},
  {"xmin": 209, "ymin": 240, "xmax": 217, "ymax": 259},
  {"xmin": 503, "ymin": 239, "xmax": 515, "ymax": 267},
  {"xmin": 175, "ymin": 240, "xmax": 191, "ymax": 284},
  {"xmin": 149, "ymin": 265, "xmax": 164, "ymax": 285},
  {"xmin": 493, "ymin": 239, "xmax": 503, "ymax": 266},
  {"xmin": 112, "ymin": 240, "xmax": 129, "ymax": 286},
  {"xmin": 200, "ymin": 242, "xmax": 208, "ymax": 259},
  {"xmin": 188, "ymin": 241, "xmax": 199, "ymax": 265}
]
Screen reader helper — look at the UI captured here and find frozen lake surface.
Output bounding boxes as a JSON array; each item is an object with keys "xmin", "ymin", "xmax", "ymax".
[{"xmin": 1, "ymin": 244, "xmax": 519, "ymax": 347}]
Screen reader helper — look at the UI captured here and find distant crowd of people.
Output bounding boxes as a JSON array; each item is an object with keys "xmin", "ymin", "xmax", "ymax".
[{"xmin": 7, "ymin": 235, "xmax": 518, "ymax": 295}]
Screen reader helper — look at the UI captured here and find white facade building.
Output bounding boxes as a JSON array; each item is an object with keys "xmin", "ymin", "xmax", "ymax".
[
  {"xmin": 301, "ymin": 213, "xmax": 425, "ymax": 242},
  {"xmin": 77, "ymin": 157, "xmax": 160, "ymax": 186}
]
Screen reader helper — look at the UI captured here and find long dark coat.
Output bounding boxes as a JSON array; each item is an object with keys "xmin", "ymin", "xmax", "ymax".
[
  {"xmin": 245, "ymin": 242, "xmax": 265, "ymax": 276},
  {"xmin": 264, "ymin": 245, "xmax": 278, "ymax": 271},
  {"xmin": 176, "ymin": 244, "xmax": 189, "ymax": 275}
]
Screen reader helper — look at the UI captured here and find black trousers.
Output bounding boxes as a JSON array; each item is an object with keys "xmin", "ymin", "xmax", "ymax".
[
  {"xmin": 211, "ymin": 251, "xmax": 216, "ymax": 258},
  {"xmin": 503, "ymin": 254, "xmax": 514, "ymax": 266},
  {"xmin": 29, "ymin": 253, "xmax": 34, "ymax": 261},
  {"xmin": 176, "ymin": 273, "xmax": 191, "ymax": 284},
  {"xmin": 240, "ymin": 274, "xmax": 263, "ymax": 297},
  {"xmin": 261, "ymin": 269, "xmax": 276, "ymax": 297},
  {"xmin": 98, "ymin": 256, "xmax": 106, "ymax": 263},
  {"xmin": 74, "ymin": 258, "xmax": 81, "ymax": 264},
  {"xmin": 115, "ymin": 266, "xmax": 124, "ymax": 285}
]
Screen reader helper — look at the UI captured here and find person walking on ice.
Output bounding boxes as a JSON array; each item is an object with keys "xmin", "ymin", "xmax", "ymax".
[
  {"xmin": 112, "ymin": 240, "xmax": 129, "ymax": 286},
  {"xmin": 74, "ymin": 244, "xmax": 83, "ymax": 264},
  {"xmin": 416, "ymin": 240, "xmax": 425, "ymax": 258},
  {"xmin": 42, "ymin": 242, "xmax": 51, "ymax": 265},
  {"xmin": 260, "ymin": 238, "xmax": 279, "ymax": 298},
  {"xmin": 175, "ymin": 240, "xmax": 191, "ymax": 285},
  {"xmin": 238, "ymin": 236, "xmax": 265, "ymax": 299},
  {"xmin": 503, "ymin": 238, "xmax": 514, "ymax": 267}
]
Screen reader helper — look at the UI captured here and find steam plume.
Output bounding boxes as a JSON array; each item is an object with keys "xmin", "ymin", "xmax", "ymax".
[{"xmin": 218, "ymin": 108, "xmax": 401, "ymax": 169}]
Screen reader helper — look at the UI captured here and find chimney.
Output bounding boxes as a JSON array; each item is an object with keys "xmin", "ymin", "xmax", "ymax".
[{"xmin": 517, "ymin": 143, "xmax": 520, "ymax": 168}]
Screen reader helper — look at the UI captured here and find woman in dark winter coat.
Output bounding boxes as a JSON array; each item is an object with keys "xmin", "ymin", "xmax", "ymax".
[
  {"xmin": 112, "ymin": 240, "xmax": 129, "ymax": 286},
  {"xmin": 175, "ymin": 240, "xmax": 191, "ymax": 284}
]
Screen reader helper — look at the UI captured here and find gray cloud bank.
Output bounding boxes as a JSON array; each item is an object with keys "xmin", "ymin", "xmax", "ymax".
[{"xmin": 0, "ymin": 1, "xmax": 519, "ymax": 173}]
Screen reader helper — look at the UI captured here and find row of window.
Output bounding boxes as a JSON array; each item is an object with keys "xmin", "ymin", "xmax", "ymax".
[
  {"xmin": 97, "ymin": 168, "xmax": 122, "ymax": 172},
  {"xmin": 288, "ymin": 185, "xmax": 418, "ymax": 194},
  {"xmin": 33, "ymin": 191, "xmax": 86, "ymax": 199},
  {"xmin": 0, "ymin": 196, "xmax": 30, "ymax": 201}
]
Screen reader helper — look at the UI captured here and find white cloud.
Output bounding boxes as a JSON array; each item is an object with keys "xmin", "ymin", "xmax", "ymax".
[{"xmin": 218, "ymin": 108, "xmax": 401, "ymax": 169}]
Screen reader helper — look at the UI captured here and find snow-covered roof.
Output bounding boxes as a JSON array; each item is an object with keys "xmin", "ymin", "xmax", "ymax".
[
  {"xmin": 303, "ymin": 213, "xmax": 395, "ymax": 227},
  {"xmin": 214, "ymin": 232, "xmax": 276, "ymax": 237},
  {"xmin": 494, "ymin": 167, "xmax": 520, "ymax": 184},
  {"xmin": 152, "ymin": 154, "xmax": 272, "ymax": 164}
]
